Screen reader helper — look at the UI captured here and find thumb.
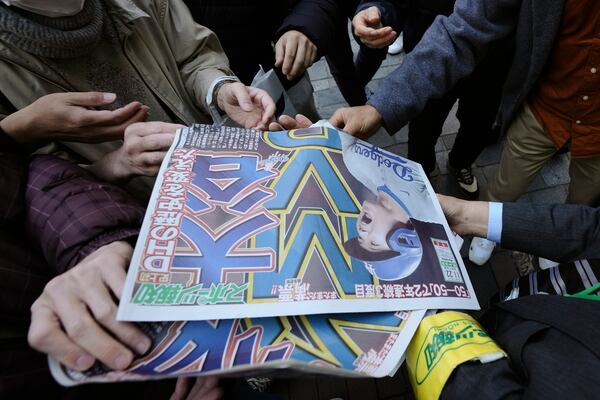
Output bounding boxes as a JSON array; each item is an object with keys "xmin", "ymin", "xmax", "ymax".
[
  {"xmin": 365, "ymin": 7, "xmax": 381, "ymax": 25},
  {"xmin": 329, "ymin": 108, "xmax": 347, "ymax": 129},
  {"xmin": 231, "ymin": 84, "xmax": 254, "ymax": 112},
  {"xmin": 65, "ymin": 92, "xmax": 117, "ymax": 107}
]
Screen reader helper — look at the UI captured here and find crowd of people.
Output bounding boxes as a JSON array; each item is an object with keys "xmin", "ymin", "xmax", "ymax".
[{"xmin": 0, "ymin": 0, "xmax": 598, "ymax": 399}]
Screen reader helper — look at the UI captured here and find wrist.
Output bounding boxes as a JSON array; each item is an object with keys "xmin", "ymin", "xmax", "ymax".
[
  {"xmin": 0, "ymin": 113, "xmax": 33, "ymax": 145},
  {"xmin": 86, "ymin": 149, "xmax": 130, "ymax": 183},
  {"xmin": 463, "ymin": 201, "xmax": 489, "ymax": 237}
]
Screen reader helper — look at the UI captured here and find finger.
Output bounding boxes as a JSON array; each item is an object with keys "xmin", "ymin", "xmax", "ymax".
[
  {"xmin": 368, "ymin": 31, "xmax": 398, "ymax": 48},
  {"xmin": 277, "ymin": 114, "xmax": 300, "ymax": 130},
  {"xmin": 125, "ymin": 121, "xmax": 185, "ymax": 139},
  {"xmin": 139, "ymin": 151, "xmax": 168, "ymax": 168},
  {"xmin": 53, "ymin": 295, "xmax": 134, "ymax": 371},
  {"xmin": 306, "ymin": 45, "xmax": 317, "ymax": 67},
  {"xmin": 141, "ymin": 133, "xmax": 175, "ymax": 152},
  {"xmin": 84, "ymin": 282, "xmax": 151, "ymax": 355},
  {"xmin": 268, "ymin": 121, "xmax": 284, "ymax": 131},
  {"xmin": 361, "ymin": 26, "xmax": 394, "ymax": 42},
  {"xmin": 70, "ymin": 102, "xmax": 143, "ymax": 130},
  {"xmin": 365, "ymin": 7, "xmax": 382, "ymax": 25},
  {"xmin": 249, "ymin": 88, "xmax": 276, "ymax": 126},
  {"xmin": 187, "ymin": 377, "xmax": 220, "ymax": 400},
  {"xmin": 77, "ymin": 107, "xmax": 149, "ymax": 143},
  {"xmin": 274, "ymin": 38, "xmax": 285, "ymax": 68},
  {"xmin": 171, "ymin": 377, "xmax": 193, "ymax": 400},
  {"xmin": 329, "ymin": 108, "xmax": 348, "ymax": 129},
  {"xmin": 295, "ymin": 114, "xmax": 313, "ymax": 128},
  {"xmin": 64, "ymin": 91, "xmax": 118, "ymax": 107},
  {"xmin": 282, "ymin": 38, "xmax": 298, "ymax": 76},
  {"xmin": 231, "ymin": 84, "xmax": 254, "ymax": 112},
  {"xmin": 28, "ymin": 302, "xmax": 95, "ymax": 371},
  {"xmin": 289, "ymin": 41, "xmax": 307, "ymax": 79},
  {"xmin": 102, "ymin": 249, "xmax": 130, "ymax": 300}
]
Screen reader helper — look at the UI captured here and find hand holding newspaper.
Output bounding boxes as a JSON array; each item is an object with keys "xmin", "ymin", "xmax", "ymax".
[{"xmin": 51, "ymin": 124, "xmax": 477, "ymax": 385}]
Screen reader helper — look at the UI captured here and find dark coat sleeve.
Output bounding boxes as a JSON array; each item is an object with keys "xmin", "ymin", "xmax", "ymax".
[
  {"xmin": 501, "ymin": 202, "xmax": 600, "ymax": 262},
  {"xmin": 275, "ymin": 0, "xmax": 339, "ymax": 57},
  {"xmin": 367, "ymin": 0, "xmax": 521, "ymax": 133},
  {"xmin": 25, "ymin": 155, "xmax": 145, "ymax": 274}
]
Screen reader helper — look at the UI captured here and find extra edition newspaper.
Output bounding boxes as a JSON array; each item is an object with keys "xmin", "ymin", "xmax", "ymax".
[
  {"xmin": 50, "ymin": 309, "xmax": 426, "ymax": 385},
  {"xmin": 118, "ymin": 124, "xmax": 478, "ymax": 321}
]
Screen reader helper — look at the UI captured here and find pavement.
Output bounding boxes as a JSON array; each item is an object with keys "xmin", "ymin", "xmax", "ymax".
[{"xmin": 270, "ymin": 40, "xmax": 571, "ymax": 400}]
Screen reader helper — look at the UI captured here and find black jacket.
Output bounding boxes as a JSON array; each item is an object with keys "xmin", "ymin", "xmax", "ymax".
[{"xmin": 185, "ymin": 0, "xmax": 338, "ymax": 84}]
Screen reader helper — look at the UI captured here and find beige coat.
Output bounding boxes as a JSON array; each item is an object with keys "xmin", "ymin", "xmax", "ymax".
[{"xmin": 0, "ymin": 0, "xmax": 233, "ymax": 162}]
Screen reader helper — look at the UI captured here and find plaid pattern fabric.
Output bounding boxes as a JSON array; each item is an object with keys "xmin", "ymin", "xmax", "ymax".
[
  {"xmin": 0, "ymin": 136, "xmax": 145, "ymax": 397},
  {"xmin": 26, "ymin": 155, "xmax": 144, "ymax": 274}
]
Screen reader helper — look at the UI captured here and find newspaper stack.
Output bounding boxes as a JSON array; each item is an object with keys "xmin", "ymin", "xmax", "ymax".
[{"xmin": 51, "ymin": 124, "xmax": 478, "ymax": 385}]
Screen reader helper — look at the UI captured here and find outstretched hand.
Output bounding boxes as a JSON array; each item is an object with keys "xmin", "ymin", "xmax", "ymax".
[
  {"xmin": 0, "ymin": 92, "xmax": 149, "ymax": 147},
  {"xmin": 216, "ymin": 82, "xmax": 275, "ymax": 130},
  {"xmin": 352, "ymin": 6, "xmax": 397, "ymax": 48}
]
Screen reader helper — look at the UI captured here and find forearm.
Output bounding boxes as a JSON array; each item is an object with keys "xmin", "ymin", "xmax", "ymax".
[
  {"xmin": 501, "ymin": 202, "xmax": 600, "ymax": 262},
  {"xmin": 368, "ymin": 0, "xmax": 520, "ymax": 133},
  {"xmin": 25, "ymin": 155, "xmax": 144, "ymax": 273}
]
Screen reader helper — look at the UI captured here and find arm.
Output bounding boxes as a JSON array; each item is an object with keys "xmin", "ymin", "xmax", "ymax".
[
  {"xmin": 438, "ymin": 195, "xmax": 600, "ymax": 262},
  {"xmin": 159, "ymin": 0, "xmax": 232, "ymax": 112},
  {"xmin": 501, "ymin": 202, "xmax": 600, "ymax": 263},
  {"xmin": 160, "ymin": 0, "xmax": 275, "ymax": 128},
  {"xmin": 368, "ymin": 0, "xmax": 520, "ymax": 133},
  {"xmin": 275, "ymin": 0, "xmax": 339, "ymax": 58},
  {"xmin": 25, "ymin": 155, "xmax": 145, "ymax": 273}
]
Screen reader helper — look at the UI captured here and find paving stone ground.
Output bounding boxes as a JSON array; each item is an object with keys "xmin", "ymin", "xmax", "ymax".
[{"xmin": 271, "ymin": 37, "xmax": 571, "ymax": 400}]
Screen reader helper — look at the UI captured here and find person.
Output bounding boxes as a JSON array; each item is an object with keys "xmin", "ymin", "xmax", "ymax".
[
  {"xmin": 183, "ymin": 0, "xmax": 336, "ymax": 85},
  {"xmin": 438, "ymin": 194, "xmax": 600, "ymax": 264},
  {"xmin": 0, "ymin": 0, "xmax": 275, "ymax": 185},
  {"xmin": 334, "ymin": 127, "xmax": 459, "ymax": 283},
  {"xmin": 343, "ymin": 185, "xmax": 424, "ymax": 281},
  {"xmin": 352, "ymin": 1, "xmax": 511, "ymax": 198},
  {"xmin": 435, "ymin": 194, "xmax": 600, "ymax": 399},
  {"xmin": 327, "ymin": 0, "xmax": 600, "ymax": 266},
  {"xmin": 324, "ymin": 0, "xmax": 396, "ymax": 107}
]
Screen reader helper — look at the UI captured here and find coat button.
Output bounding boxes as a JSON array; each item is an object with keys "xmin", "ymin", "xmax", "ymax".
[
  {"xmin": 576, "ymin": 120, "xmax": 582, "ymax": 124},
  {"xmin": 583, "ymin": 95, "xmax": 589, "ymax": 101},
  {"xmin": 592, "ymin": 67, "xmax": 598, "ymax": 74}
]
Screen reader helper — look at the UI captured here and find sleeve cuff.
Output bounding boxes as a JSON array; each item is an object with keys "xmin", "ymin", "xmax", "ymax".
[
  {"xmin": 486, "ymin": 202, "xmax": 503, "ymax": 243},
  {"xmin": 205, "ymin": 76, "xmax": 240, "ymax": 125}
]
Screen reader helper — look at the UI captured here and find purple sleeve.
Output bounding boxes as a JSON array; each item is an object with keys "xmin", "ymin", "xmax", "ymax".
[{"xmin": 25, "ymin": 155, "xmax": 145, "ymax": 273}]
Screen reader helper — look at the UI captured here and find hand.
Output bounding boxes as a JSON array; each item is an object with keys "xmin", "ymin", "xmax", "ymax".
[
  {"xmin": 170, "ymin": 377, "xmax": 222, "ymax": 400},
  {"xmin": 352, "ymin": 6, "xmax": 397, "ymax": 48},
  {"xmin": 216, "ymin": 82, "xmax": 275, "ymax": 130},
  {"xmin": 28, "ymin": 241, "xmax": 151, "ymax": 372},
  {"xmin": 89, "ymin": 121, "xmax": 184, "ymax": 182},
  {"xmin": 330, "ymin": 105, "xmax": 383, "ymax": 139},
  {"xmin": 0, "ymin": 92, "xmax": 149, "ymax": 147},
  {"xmin": 268, "ymin": 114, "xmax": 313, "ymax": 131},
  {"xmin": 274, "ymin": 30, "xmax": 318, "ymax": 80},
  {"xmin": 437, "ymin": 194, "xmax": 489, "ymax": 237}
]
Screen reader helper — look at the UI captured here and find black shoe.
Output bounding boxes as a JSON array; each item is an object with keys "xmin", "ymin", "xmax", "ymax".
[{"xmin": 448, "ymin": 162, "xmax": 479, "ymax": 199}]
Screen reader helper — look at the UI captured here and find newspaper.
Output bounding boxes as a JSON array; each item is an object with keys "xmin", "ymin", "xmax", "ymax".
[
  {"xmin": 50, "ymin": 309, "xmax": 426, "ymax": 385},
  {"xmin": 118, "ymin": 124, "xmax": 479, "ymax": 322}
]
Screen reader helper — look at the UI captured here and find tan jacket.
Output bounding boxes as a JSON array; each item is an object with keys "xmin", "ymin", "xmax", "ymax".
[{"xmin": 0, "ymin": 0, "xmax": 232, "ymax": 148}]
